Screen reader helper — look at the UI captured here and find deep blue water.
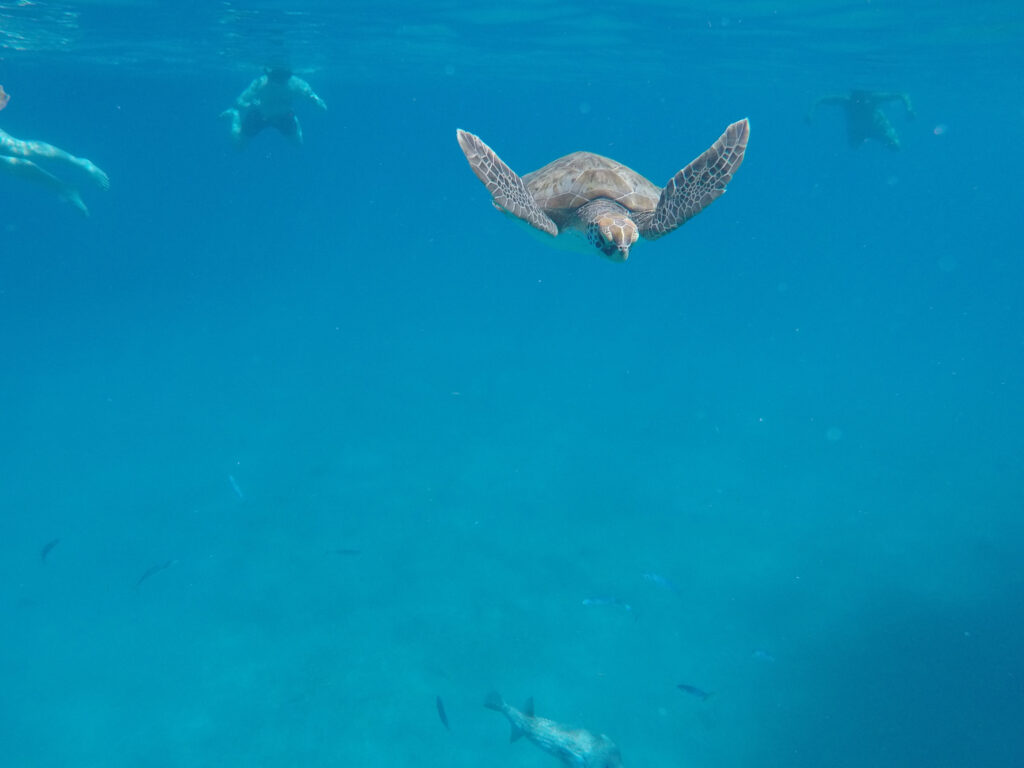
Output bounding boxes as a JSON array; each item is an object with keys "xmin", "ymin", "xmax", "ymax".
[{"xmin": 2, "ymin": 2, "xmax": 1022, "ymax": 767}]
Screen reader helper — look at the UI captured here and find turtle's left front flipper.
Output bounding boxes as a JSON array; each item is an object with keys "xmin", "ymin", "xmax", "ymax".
[
  {"xmin": 640, "ymin": 118, "xmax": 749, "ymax": 240},
  {"xmin": 456, "ymin": 129, "xmax": 558, "ymax": 236}
]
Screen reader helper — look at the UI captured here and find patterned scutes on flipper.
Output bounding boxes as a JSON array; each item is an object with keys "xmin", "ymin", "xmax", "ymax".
[
  {"xmin": 640, "ymin": 118, "xmax": 749, "ymax": 240},
  {"xmin": 457, "ymin": 129, "xmax": 559, "ymax": 236}
]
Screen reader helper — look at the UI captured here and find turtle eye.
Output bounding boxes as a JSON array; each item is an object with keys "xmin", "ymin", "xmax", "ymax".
[{"xmin": 588, "ymin": 225, "xmax": 616, "ymax": 256}]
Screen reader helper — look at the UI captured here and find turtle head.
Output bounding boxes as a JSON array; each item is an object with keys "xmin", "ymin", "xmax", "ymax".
[{"xmin": 587, "ymin": 213, "xmax": 639, "ymax": 262}]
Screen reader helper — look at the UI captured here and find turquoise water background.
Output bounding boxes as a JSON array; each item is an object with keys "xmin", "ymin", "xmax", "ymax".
[{"xmin": 2, "ymin": 2, "xmax": 1022, "ymax": 767}]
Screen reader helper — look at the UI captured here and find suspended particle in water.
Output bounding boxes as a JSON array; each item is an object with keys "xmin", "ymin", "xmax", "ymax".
[
  {"xmin": 826, "ymin": 426, "xmax": 843, "ymax": 442},
  {"xmin": 933, "ymin": 123, "xmax": 948, "ymax": 136},
  {"xmin": 579, "ymin": 101, "xmax": 591, "ymax": 115}
]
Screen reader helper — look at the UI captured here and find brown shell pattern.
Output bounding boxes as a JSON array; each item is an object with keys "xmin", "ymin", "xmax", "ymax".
[{"xmin": 522, "ymin": 152, "xmax": 662, "ymax": 214}]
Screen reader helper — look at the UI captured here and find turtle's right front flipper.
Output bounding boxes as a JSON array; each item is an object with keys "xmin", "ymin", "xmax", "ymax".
[
  {"xmin": 456, "ymin": 129, "xmax": 558, "ymax": 236},
  {"xmin": 641, "ymin": 118, "xmax": 749, "ymax": 240}
]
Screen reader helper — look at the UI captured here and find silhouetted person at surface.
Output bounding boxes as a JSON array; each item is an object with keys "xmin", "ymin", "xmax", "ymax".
[
  {"xmin": 0, "ymin": 85, "xmax": 110, "ymax": 215},
  {"xmin": 806, "ymin": 89, "xmax": 915, "ymax": 151},
  {"xmin": 221, "ymin": 66, "xmax": 327, "ymax": 147}
]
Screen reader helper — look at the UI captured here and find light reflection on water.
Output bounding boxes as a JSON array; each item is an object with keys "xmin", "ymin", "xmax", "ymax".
[{"xmin": 1, "ymin": 0, "xmax": 1020, "ymax": 85}]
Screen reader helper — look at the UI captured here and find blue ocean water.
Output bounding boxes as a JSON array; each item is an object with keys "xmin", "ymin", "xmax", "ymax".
[{"xmin": 2, "ymin": 1, "xmax": 1022, "ymax": 766}]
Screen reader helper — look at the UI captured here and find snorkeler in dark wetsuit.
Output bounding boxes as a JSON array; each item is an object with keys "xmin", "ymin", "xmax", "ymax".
[
  {"xmin": 221, "ymin": 66, "xmax": 327, "ymax": 147},
  {"xmin": 806, "ymin": 89, "xmax": 915, "ymax": 150}
]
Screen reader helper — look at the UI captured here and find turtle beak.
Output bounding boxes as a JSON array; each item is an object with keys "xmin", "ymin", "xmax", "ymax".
[
  {"xmin": 607, "ymin": 219, "xmax": 637, "ymax": 261},
  {"xmin": 595, "ymin": 216, "xmax": 637, "ymax": 262},
  {"xmin": 598, "ymin": 244, "xmax": 629, "ymax": 263},
  {"xmin": 610, "ymin": 231, "xmax": 634, "ymax": 261}
]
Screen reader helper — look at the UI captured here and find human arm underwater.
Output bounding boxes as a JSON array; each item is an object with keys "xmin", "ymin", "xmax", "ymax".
[
  {"xmin": 805, "ymin": 94, "xmax": 849, "ymax": 123},
  {"xmin": 290, "ymin": 76, "xmax": 327, "ymax": 110},
  {"xmin": 874, "ymin": 91, "xmax": 915, "ymax": 118},
  {"xmin": 233, "ymin": 75, "xmax": 266, "ymax": 109}
]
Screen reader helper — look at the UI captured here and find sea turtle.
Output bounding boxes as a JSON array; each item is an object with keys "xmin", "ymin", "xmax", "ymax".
[{"xmin": 456, "ymin": 119, "xmax": 748, "ymax": 262}]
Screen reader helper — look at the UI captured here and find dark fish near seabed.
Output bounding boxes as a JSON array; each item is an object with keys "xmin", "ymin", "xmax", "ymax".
[
  {"xmin": 136, "ymin": 559, "xmax": 178, "ymax": 587},
  {"xmin": 677, "ymin": 683, "xmax": 713, "ymax": 701},
  {"xmin": 485, "ymin": 691, "xmax": 623, "ymax": 768},
  {"xmin": 436, "ymin": 695, "xmax": 450, "ymax": 731},
  {"xmin": 40, "ymin": 538, "xmax": 61, "ymax": 562}
]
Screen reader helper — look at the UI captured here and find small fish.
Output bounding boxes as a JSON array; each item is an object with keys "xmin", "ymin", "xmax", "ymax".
[
  {"xmin": 228, "ymin": 474, "xmax": 244, "ymax": 500},
  {"xmin": 40, "ymin": 537, "xmax": 61, "ymax": 562},
  {"xmin": 136, "ymin": 559, "xmax": 177, "ymax": 587},
  {"xmin": 0, "ymin": 84, "xmax": 9, "ymax": 112},
  {"xmin": 582, "ymin": 596, "xmax": 633, "ymax": 613},
  {"xmin": 642, "ymin": 571, "xmax": 681, "ymax": 594},
  {"xmin": 484, "ymin": 692, "xmax": 623, "ymax": 768},
  {"xmin": 436, "ymin": 695, "xmax": 450, "ymax": 731},
  {"xmin": 677, "ymin": 683, "xmax": 713, "ymax": 701},
  {"xmin": 751, "ymin": 649, "xmax": 776, "ymax": 663}
]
